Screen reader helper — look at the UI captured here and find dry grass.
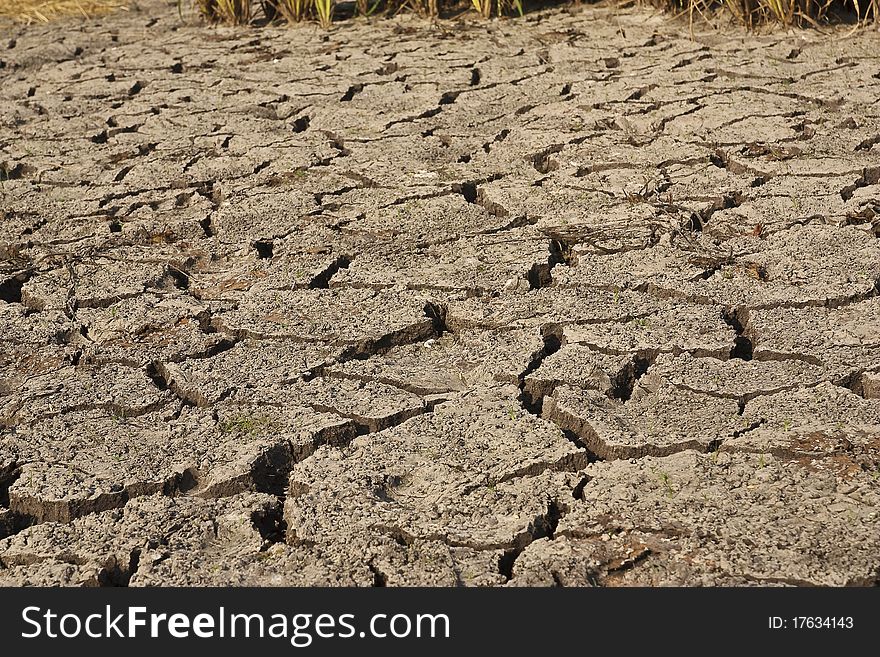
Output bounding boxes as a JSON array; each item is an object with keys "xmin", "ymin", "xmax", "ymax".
[
  {"xmin": 645, "ymin": 0, "xmax": 880, "ymax": 28},
  {"xmin": 1, "ymin": 0, "xmax": 876, "ymax": 28},
  {"xmin": 263, "ymin": 0, "xmax": 310, "ymax": 22},
  {"xmin": 470, "ymin": 0, "xmax": 523, "ymax": 18},
  {"xmin": 197, "ymin": 0, "xmax": 251, "ymax": 23},
  {"xmin": 251, "ymin": 0, "xmax": 879, "ymax": 27},
  {"xmin": 0, "ymin": 0, "xmax": 126, "ymax": 22}
]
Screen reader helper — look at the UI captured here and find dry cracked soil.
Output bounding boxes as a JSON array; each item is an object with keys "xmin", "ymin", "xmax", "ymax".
[{"xmin": 1, "ymin": 1, "xmax": 879, "ymax": 587}]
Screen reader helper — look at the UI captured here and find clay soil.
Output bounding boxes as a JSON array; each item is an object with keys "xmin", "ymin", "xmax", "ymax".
[{"xmin": 1, "ymin": 1, "xmax": 879, "ymax": 586}]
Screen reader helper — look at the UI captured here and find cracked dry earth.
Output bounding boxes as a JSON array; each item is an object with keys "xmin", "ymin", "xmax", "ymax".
[{"xmin": 1, "ymin": 2, "xmax": 880, "ymax": 588}]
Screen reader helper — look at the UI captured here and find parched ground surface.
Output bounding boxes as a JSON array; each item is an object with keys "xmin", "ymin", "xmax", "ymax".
[{"xmin": 1, "ymin": 1, "xmax": 879, "ymax": 586}]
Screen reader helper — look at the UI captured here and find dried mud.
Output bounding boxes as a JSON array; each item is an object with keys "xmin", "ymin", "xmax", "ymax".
[{"xmin": 1, "ymin": 1, "xmax": 879, "ymax": 586}]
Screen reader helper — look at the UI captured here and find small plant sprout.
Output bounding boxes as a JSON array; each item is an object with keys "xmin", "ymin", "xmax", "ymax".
[
  {"xmin": 658, "ymin": 471, "xmax": 673, "ymax": 498},
  {"xmin": 220, "ymin": 414, "xmax": 270, "ymax": 435}
]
